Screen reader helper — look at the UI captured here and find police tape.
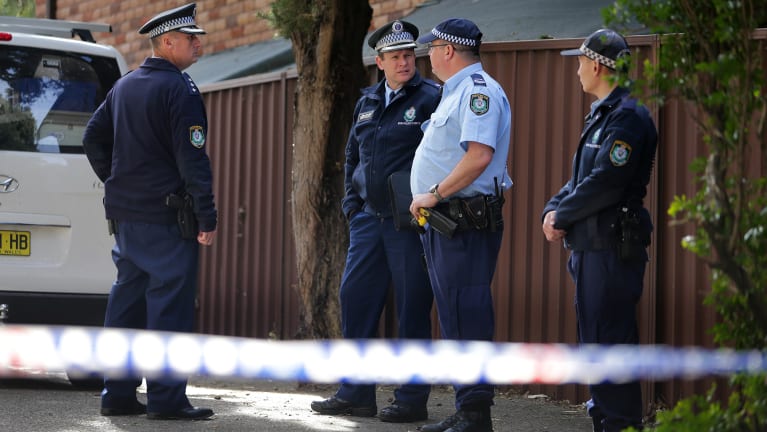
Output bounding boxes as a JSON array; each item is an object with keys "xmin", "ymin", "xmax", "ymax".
[{"xmin": 0, "ymin": 324, "xmax": 765, "ymax": 384}]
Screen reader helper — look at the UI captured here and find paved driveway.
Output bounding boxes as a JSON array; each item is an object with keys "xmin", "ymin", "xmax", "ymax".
[{"xmin": 0, "ymin": 372, "xmax": 594, "ymax": 431}]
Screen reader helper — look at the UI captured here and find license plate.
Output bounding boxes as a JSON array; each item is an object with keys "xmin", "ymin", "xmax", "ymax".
[{"xmin": 0, "ymin": 230, "xmax": 30, "ymax": 256}]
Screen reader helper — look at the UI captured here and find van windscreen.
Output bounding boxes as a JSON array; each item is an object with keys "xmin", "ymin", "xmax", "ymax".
[{"xmin": 0, "ymin": 46, "xmax": 121, "ymax": 154}]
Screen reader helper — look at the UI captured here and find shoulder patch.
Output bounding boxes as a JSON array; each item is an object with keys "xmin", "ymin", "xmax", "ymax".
[
  {"xmin": 470, "ymin": 93, "xmax": 490, "ymax": 115},
  {"xmin": 183, "ymin": 72, "xmax": 200, "ymax": 95},
  {"xmin": 190, "ymin": 126, "xmax": 205, "ymax": 148},
  {"xmin": 609, "ymin": 140, "xmax": 632, "ymax": 166},
  {"xmin": 471, "ymin": 73, "xmax": 486, "ymax": 87}
]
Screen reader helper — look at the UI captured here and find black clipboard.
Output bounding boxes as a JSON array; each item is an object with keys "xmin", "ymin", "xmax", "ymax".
[{"xmin": 387, "ymin": 171, "xmax": 416, "ymax": 231}]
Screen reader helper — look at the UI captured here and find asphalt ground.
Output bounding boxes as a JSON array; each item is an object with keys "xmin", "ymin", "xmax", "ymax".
[{"xmin": 0, "ymin": 371, "xmax": 594, "ymax": 431}]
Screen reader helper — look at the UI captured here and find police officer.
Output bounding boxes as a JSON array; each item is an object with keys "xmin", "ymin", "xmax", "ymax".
[
  {"xmin": 410, "ymin": 18, "xmax": 512, "ymax": 432},
  {"xmin": 82, "ymin": 3, "xmax": 217, "ymax": 421},
  {"xmin": 310, "ymin": 21, "xmax": 439, "ymax": 423},
  {"xmin": 542, "ymin": 29, "xmax": 658, "ymax": 432}
]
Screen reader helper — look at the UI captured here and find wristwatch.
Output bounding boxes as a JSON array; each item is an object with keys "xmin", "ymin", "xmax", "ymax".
[{"xmin": 429, "ymin": 184, "xmax": 444, "ymax": 201}]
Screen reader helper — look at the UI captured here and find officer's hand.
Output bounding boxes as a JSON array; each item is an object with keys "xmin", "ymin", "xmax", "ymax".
[
  {"xmin": 409, "ymin": 193, "xmax": 438, "ymax": 220},
  {"xmin": 198, "ymin": 229, "xmax": 216, "ymax": 246},
  {"xmin": 542, "ymin": 211, "xmax": 566, "ymax": 242}
]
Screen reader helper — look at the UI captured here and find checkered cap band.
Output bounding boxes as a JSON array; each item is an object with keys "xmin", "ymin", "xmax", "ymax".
[
  {"xmin": 376, "ymin": 31, "xmax": 416, "ymax": 51},
  {"xmin": 581, "ymin": 43, "xmax": 617, "ymax": 69},
  {"xmin": 149, "ymin": 15, "xmax": 197, "ymax": 38},
  {"xmin": 430, "ymin": 28, "xmax": 479, "ymax": 47}
]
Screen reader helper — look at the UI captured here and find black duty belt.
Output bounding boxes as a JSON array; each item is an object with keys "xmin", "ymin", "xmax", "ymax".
[{"xmin": 434, "ymin": 194, "xmax": 504, "ymax": 233}]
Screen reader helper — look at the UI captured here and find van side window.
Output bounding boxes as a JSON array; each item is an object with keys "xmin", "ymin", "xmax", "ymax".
[{"xmin": 0, "ymin": 47, "xmax": 120, "ymax": 154}]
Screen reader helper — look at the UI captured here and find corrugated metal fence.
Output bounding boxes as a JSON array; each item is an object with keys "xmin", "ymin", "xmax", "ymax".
[{"xmin": 196, "ymin": 32, "xmax": 766, "ymax": 407}]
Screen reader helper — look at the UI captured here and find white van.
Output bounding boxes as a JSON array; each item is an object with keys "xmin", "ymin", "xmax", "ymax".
[{"xmin": 0, "ymin": 17, "xmax": 128, "ymax": 384}]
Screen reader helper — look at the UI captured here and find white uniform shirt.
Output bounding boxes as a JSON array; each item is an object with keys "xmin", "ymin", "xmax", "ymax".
[{"xmin": 411, "ymin": 62, "xmax": 512, "ymax": 197}]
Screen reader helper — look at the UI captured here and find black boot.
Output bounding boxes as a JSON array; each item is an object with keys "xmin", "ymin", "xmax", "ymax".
[
  {"xmin": 310, "ymin": 396, "xmax": 376, "ymax": 417},
  {"xmin": 419, "ymin": 411, "xmax": 462, "ymax": 432},
  {"xmin": 419, "ymin": 408, "xmax": 493, "ymax": 432}
]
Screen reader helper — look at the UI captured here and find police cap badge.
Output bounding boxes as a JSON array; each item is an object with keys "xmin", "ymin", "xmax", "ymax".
[{"xmin": 368, "ymin": 20, "xmax": 418, "ymax": 53}]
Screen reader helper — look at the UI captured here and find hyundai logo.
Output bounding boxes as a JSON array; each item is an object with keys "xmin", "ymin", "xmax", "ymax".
[{"xmin": 0, "ymin": 175, "xmax": 19, "ymax": 193}]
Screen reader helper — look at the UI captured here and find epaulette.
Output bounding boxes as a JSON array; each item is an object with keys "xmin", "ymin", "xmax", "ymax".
[
  {"xmin": 471, "ymin": 73, "xmax": 486, "ymax": 87},
  {"xmin": 424, "ymin": 79, "xmax": 441, "ymax": 90},
  {"xmin": 619, "ymin": 94, "xmax": 637, "ymax": 112},
  {"xmin": 182, "ymin": 72, "xmax": 201, "ymax": 95}
]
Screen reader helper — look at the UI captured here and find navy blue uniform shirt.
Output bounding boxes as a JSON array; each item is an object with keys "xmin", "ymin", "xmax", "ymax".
[
  {"xmin": 342, "ymin": 71, "xmax": 440, "ymax": 219},
  {"xmin": 542, "ymin": 86, "xmax": 657, "ymax": 250},
  {"xmin": 83, "ymin": 57, "xmax": 217, "ymax": 232}
]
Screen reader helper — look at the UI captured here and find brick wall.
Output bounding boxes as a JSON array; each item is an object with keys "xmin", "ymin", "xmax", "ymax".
[
  {"xmin": 370, "ymin": 0, "xmax": 424, "ymax": 29},
  {"xmin": 35, "ymin": 0, "xmax": 425, "ymax": 69}
]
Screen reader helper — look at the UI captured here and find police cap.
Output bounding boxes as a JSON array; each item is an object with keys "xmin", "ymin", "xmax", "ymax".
[
  {"xmin": 368, "ymin": 20, "xmax": 418, "ymax": 53},
  {"xmin": 561, "ymin": 28, "xmax": 630, "ymax": 70},
  {"xmin": 138, "ymin": 3, "xmax": 206, "ymax": 38},
  {"xmin": 417, "ymin": 18, "xmax": 482, "ymax": 47}
]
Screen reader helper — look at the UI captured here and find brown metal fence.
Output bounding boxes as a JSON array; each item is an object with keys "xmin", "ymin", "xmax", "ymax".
[
  {"xmin": 195, "ymin": 32, "xmax": 766, "ymax": 407},
  {"xmin": 197, "ymin": 74, "xmax": 299, "ymax": 340}
]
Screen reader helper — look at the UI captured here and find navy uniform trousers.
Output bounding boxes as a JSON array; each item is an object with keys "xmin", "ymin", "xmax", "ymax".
[
  {"xmin": 421, "ymin": 226, "xmax": 503, "ymax": 410},
  {"xmin": 335, "ymin": 212, "xmax": 433, "ymax": 407},
  {"xmin": 569, "ymin": 249, "xmax": 645, "ymax": 432},
  {"xmin": 100, "ymin": 221, "xmax": 199, "ymax": 414}
]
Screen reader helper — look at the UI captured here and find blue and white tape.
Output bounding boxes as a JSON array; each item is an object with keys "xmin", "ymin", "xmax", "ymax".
[{"xmin": 0, "ymin": 325, "xmax": 765, "ymax": 384}]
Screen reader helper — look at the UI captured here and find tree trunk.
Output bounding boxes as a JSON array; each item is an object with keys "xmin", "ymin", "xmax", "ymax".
[{"xmin": 288, "ymin": 0, "xmax": 372, "ymax": 339}]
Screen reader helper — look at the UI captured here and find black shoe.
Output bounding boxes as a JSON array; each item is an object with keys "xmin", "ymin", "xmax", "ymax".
[
  {"xmin": 379, "ymin": 401, "xmax": 428, "ymax": 423},
  {"xmin": 310, "ymin": 396, "xmax": 377, "ymax": 417},
  {"xmin": 419, "ymin": 409, "xmax": 493, "ymax": 432},
  {"xmin": 146, "ymin": 406, "xmax": 214, "ymax": 420},
  {"xmin": 100, "ymin": 400, "xmax": 146, "ymax": 416}
]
